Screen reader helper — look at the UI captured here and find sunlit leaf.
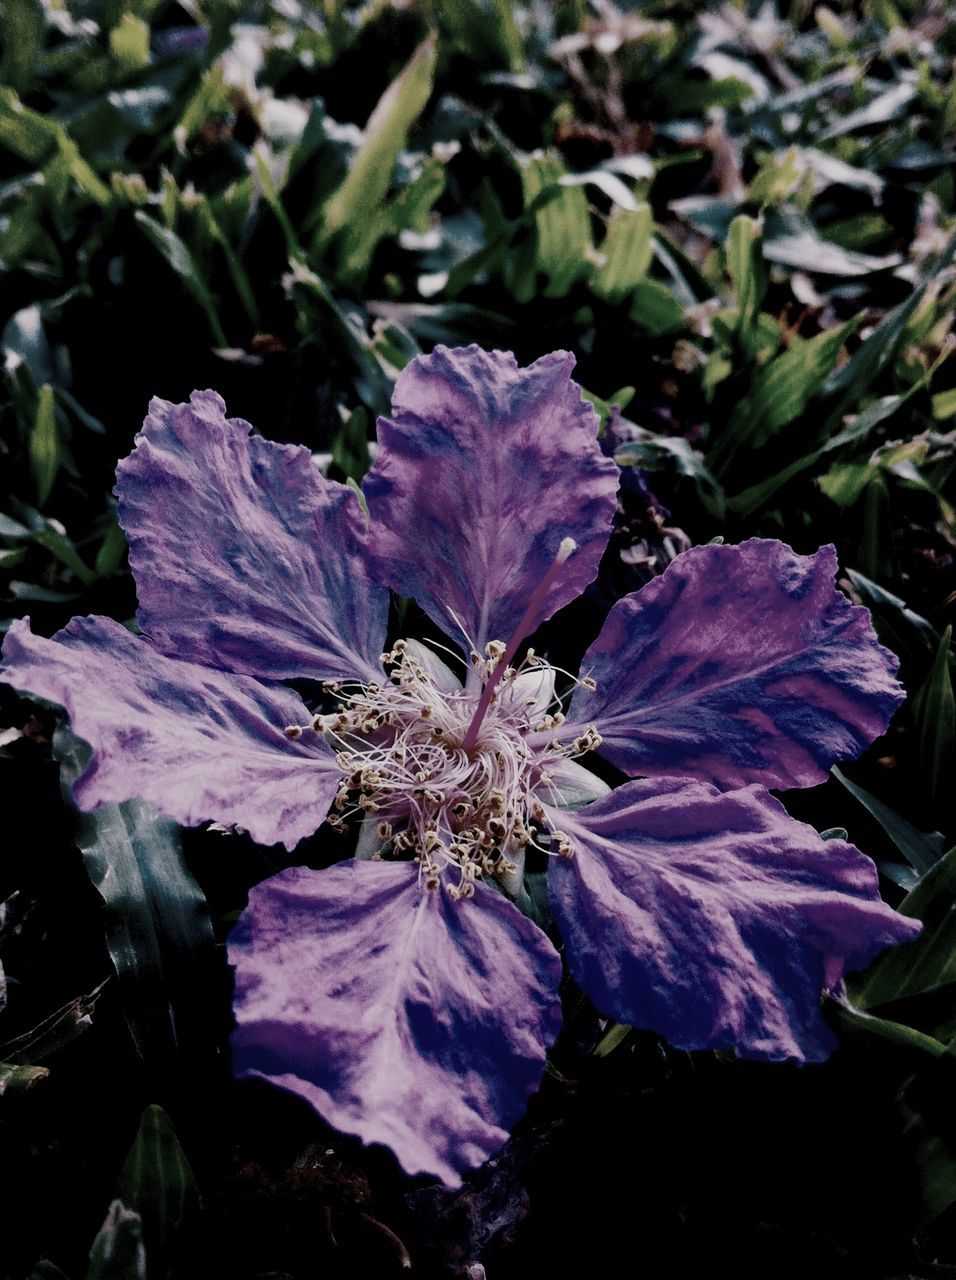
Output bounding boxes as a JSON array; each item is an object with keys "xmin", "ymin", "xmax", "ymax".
[
  {"xmin": 712, "ymin": 319, "xmax": 856, "ymax": 472},
  {"xmin": 29, "ymin": 384, "xmax": 59, "ymax": 507},
  {"xmin": 518, "ymin": 151, "xmax": 592, "ymax": 298},
  {"xmin": 592, "ymin": 204, "xmax": 653, "ymax": 303},
  {"xmin": 318, "ymin": 33, "xmax": 437, "ymax": 272}
]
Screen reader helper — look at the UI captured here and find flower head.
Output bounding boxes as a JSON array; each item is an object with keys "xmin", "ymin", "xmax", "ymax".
[{"xmin": 1, "ymin": 345, "xmax": 919, "ymax": 1186}]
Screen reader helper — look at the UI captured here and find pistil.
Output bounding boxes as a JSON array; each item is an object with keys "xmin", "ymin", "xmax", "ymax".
[{"xmin": 460, "ymin": 538, "xmax": 577, "ymax": 754}]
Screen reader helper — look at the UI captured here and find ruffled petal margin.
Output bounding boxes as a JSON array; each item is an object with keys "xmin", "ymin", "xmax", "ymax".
[
  {"xmin": 1, "ymin": 617, "xmax": 340, "ymax": 850},
  {"xmin": 116, "ymin": 390, "xmax": 388, "ymax": 686},
  {"xmin": 362, "ymin": 346, "xmax": 618, "ymax": 652},
  {"xmin": 565, "ymin": 540, "xmax": 904, "ymax": 790},
  {"xmin": 545, "ymin": 778, "xmax": 919, "ymax": 1062},
  {"xmin": 228, "ymin": 862, "xmax": 563, "ymax": 1186}
]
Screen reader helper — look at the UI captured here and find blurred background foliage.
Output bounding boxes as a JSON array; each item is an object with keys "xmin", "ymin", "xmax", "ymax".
[{"xmin": 0, "ymin": 0, "xmax": 955, "ymax": 1276}]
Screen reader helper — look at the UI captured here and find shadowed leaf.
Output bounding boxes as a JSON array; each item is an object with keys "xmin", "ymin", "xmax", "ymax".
[{"xmin": 53, "ymin": 725, "xmax": 217, "ymax": 1071}]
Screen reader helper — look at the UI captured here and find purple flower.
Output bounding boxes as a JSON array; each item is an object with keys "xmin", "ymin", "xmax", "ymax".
[{"xmin": 1, "ymin": 346, "xmax": 918, "ymax": 1187}]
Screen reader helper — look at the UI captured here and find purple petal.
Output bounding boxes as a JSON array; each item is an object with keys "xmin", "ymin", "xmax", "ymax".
[
  {"xmin": 116, "ymin": 390, "xmax": 388, "ymax": 685},
  {"xmin": 1, "ymin": 617, "xmax": 339, "ymax": 850},
  {"xmin": 362, "ymin": 346, "xmax": 618, "ymax": 651},
  {"xmin": 228, "ymin": 862, "xmax": 563, "ymax": 1185},
  {"xmin": 546, "ymin": 778, "xmax": 920, "ymax": 1062},
  {"xmin": 566, "ymin": 539, "xmax": 903, "ymax": 789}
]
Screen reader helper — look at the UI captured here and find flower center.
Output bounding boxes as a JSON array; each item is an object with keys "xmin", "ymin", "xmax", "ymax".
[{"xmin": 292, "ymin": 640, "xmax": 600, "ymax": 899}]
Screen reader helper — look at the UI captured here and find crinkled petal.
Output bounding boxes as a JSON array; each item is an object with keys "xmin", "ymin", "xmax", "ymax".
[
  {"xmin": 116, "ymin": 390, "xmax": 388, "ymax": 685},
  {"xmin": 1, "ymin": 617, "xmax": 339, "ymax": 850},
  {"xmin": 566, "ymin": 540, "xmax": 903, "ymax": 789},
  {"xmin": 546, "ymin": 778, "xmax": 919, "ymax": 1062},
  {"xmin": 228, "ymin": 862, "xmax": 563, "ymax": 1185},
  {"xmin": 362, "ymin": 346, "xmax": 618, "ymax": 651}
]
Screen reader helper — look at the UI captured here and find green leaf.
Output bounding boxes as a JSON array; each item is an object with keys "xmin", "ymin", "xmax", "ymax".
[
  {"xmin": 439, "ymin": 0, "xmax": 525, "ymax": 71},
  {"xmin": 0, "ymin": 0, "xmax": 45, "ymax": 95},
  {"xmin": 86, "ymin": 1201, "xmax": 146, "ymax": 1280},
  {"xmin": 318, "ymin": 33, "xmax": 437, "ymax": 269},
  {"xmin": 134, "ymin": 212, "xmax": 227, "ymax": 347},
  {"xmin": 748, "ymin": 146, "xmax": 809, "ymax": 206},
  {"xmin": 0, "ymin": 86, "xmax": 59, "ymax": 163},
  {"xmin": 712, "ymin": 319, "xmax": 856, "ymax": 473},
  {"xmin": 194, "ymin": 200, "xmax": 260, "ymax": 329},
  {"xmin": 822, "ymin": 231, "xmax": 956, "ymax": 414},
  {"xmin": 932, "ymin": 387, "xmax": 956, "ymax": 421},
  {"xmin": 94, "ymin": 521, "xmax": 128, "ymax": 579},
  {"xmin": 173, "ymin": 65, "xmax": 231, "ymax": 154},
  {"xmin": 857, "ymin": 845, "xmax": 956, "ymax": 1013},
  {"xmin": 826, "ymin": 998, "xmax": 945, "ymax": 1060},
  {"xmin": 0, "ymin": 981, "xmax": 107, "ymax": 1064},
  {"xmin": 115, "ymin": 1106, "xmax": 199, "ymax": 1280},
  {"xmin": 32, "ymin": 520, "xmax": 96, "ymax": 586},
  {"xmin": 831, "ymin": 766, "xmax": 947, "ymax": 878},
  {"xmin": 29, "ymin": 384, "xmax": 60, "ymax": 507},
  {"xmin": 729, "ymin": 350, "xmax": 948, "ymax": 516},
  {"xmin": 725, "ymin": 214, "xmax": 763, "ymax": 330},
  {"xmin": 592, "ymin": 204, "xmax": 653, "ymax": 303},
  {"xmin": 109, "ymin": 13, "xmax": 150, "ymax": 71},
  {"xmin": 339, "ymin": 154, "xmax": 447, "ymax": 283},
  {"xmin": 845, "ymin": 569, "xmax": 940, "ymax": 664},
  {"xmin": 912, "ymin": 627, "xmax": 956, "ymax": 806},
  {"xmin": 53, "ymin": 726, "xmax": 218, "ymax": 1069},
  {"xmin": 628, "ymin": 278, "xmax": 685, "ymax": 336},
  {"xmin": 615, "ymin": 431, "xmax": 724, "ymax": 519},
  {"xmin": 518, "ymin": 152, "xmax": 592, "ymax": 298},
  {"xmin": 0, "ymin": 89, "xmax": 111, "ymax": 208},
  {"xmin": 332, "ymin": 405, "xmax": 371, "ymax": 483},
  {"xmin": 592, "ymin": 1023, "xmax": 633, "ymax": 1058},
  {"xmin": 0, "ymin": 1062, "xmax": 49, "ymax": 1095}
]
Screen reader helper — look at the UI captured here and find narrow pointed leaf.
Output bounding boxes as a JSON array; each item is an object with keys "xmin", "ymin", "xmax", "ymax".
[
  {"xmin": 115, "ymin": 1105, "xmax": 199, "ymax": 1280},
  {"xmin": 54, "ymin": 725, "xmax": 217, "ymax": 1068},
  {"xmin": 29, "ymin": 384, "xmax": 59, "ymax": 507},
  {"xmin": 318, "ymin": 33, "xmax": 437, "ymax": 268},
  {"xmin": 857, "ymin": 846, "xmax": 956, "ymax": 1012}
]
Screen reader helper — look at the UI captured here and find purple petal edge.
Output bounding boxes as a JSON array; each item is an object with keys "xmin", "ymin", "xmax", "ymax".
[
  {"xmin": 565, "ymin": 539, "xmax": 904, "ymax": 790},
  {"xmin": 228, "ymin": 861, "xmax": 563, "ymax": 1185},
  {"xmin": 116, "ymin": 389, "xmax": 388, "ymax": 686},
  {"xmin": 546, "ymin": 778, "xmax": 919, "ymax": 1062},
  {"xmin": 1, "ymin": 616, "xmax": 339, "ymax": 850},
  {"xmin": 362, "ymin": 346, "xmax": 618, "ymax": 651}
]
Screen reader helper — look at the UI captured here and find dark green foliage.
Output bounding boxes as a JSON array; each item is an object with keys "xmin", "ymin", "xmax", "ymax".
[{"xmin": 1, "ymin": 1, "xmax": 954, "ymax": 1275}]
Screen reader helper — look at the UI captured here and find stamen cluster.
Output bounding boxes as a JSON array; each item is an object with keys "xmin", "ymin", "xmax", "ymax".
[{"xmin": 287, "ymin": 641, "xmax": 601, "ymax": 899}]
